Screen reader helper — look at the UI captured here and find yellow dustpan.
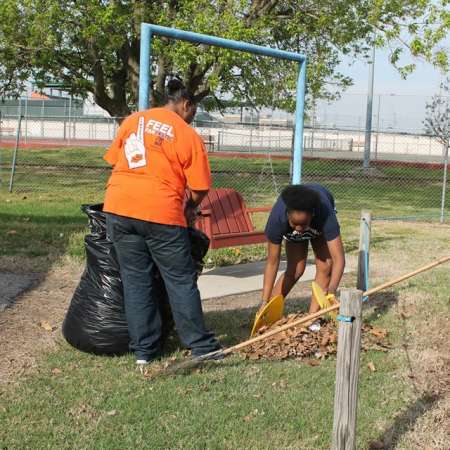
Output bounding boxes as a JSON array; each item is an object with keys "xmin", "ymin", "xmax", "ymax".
[
  {"xmin": 250, "ymin": 294, "xmax": 285, "ymax": 337},
  {"xmin": 311, "ymin": 281, "xmax": 338, "ymax": 320}
]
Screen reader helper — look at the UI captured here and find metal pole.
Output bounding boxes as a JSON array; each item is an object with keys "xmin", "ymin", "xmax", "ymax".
[
  {"xmin": 139, "ymin": 23, "xmax": 152, "ymax": 110},
  {"xmin": 9, "ymin": 115, "xmax": 23, "ymax": 193},
  {"xmin": 24, "ymin": 97, "xmax": 28, "ymax": 144},
  {"xmin": 310, "ymin": 101, "xmax": 316, "ymax": 152},
  {"xmin": 292, "ymin": 59, "xmax": 307, "ymax": 184},
  {"xmin": 374, "ymin": 94, "xmax": 381, "ymax": 160},
  {"xmin": 68, "ymin": 95, "xmax": 72, "ymax": 144},
  {"xmin": 357, "ymin": 211, "xmax": 371, "ymax": 293},
  {"xmin": 40, "ymin": 99, "xmax": 44, "ymax": 137},
  {"xmin": 440, "ymin": 144, "xmax": 449, "ymax": 224},
  {"xmin": 363, "ymin": 45, "xmax": 376, "ymax": 170},
  {"xmin": 63, "ymin": 99, "xmax": 67, "ymax": 141}
]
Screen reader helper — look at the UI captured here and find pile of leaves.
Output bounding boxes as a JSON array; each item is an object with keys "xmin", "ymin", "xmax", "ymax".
[{"xmin": 240, "ymin": 313, "xmax": 391, "ymax": 362}]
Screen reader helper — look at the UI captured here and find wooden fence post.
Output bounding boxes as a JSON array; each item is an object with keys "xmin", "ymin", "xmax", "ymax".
[
  {"xmin": 357, "ymin": 211, "xmax": 371, "ymax": 291},
  {"xmin": 332, "ymin": 289, "xmax": 363, "ymax": 450}
]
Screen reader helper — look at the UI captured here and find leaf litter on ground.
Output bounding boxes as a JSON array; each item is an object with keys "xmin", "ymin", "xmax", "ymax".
[
  {"xmin": 142, "ymin": 315, "xmax": 391, "ymax": 378},
  {"xmin": 239, "ymin": 313, "xmax": 391, "ymax": 363}
]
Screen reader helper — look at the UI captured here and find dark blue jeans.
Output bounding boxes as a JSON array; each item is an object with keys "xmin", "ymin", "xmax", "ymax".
[{"xmin": 106, "ymin": 213, "xmax": 220, "ymax": 360}]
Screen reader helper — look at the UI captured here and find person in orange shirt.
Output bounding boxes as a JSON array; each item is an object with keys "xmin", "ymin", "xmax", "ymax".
[{"xmin": 103, "ymin": 79, "xmax": 221, "ymax": 366}]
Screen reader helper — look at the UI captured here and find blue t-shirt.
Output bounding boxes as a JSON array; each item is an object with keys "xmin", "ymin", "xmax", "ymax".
[{"xmin": 265, "ymin": 184, "xmax": 340, "ymax": 244}]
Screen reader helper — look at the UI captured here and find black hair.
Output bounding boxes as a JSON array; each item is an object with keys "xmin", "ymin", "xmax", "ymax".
[
  {"xmin": 281, "ymin": 185, "xmax": 321, "ymax": 213},
  {"xmin": 166, "ymin": 78, "xmax": 195, "ymax": 104}
]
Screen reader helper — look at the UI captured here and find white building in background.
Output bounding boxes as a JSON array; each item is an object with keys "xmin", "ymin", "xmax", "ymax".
[{"xmin": 83, "ymin": 94, "xmax": 111, "ymax": 117}]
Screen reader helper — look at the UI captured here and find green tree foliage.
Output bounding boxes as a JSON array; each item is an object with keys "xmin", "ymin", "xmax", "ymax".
[{"xmin": 0, "ymin": 0, "xmax": 449, "ymax": 117}]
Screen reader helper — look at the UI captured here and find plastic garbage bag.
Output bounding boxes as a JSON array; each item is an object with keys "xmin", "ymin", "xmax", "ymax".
[{"xmin": 62, "ymin": 204, "xmax": 210, "ymax": 356}]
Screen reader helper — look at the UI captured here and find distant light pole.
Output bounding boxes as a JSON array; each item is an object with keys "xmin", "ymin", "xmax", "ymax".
[
  {"xmin": 363, "ymin": 44, "xmax": 376, "ymax": 170},
  {"xmin": 374, "ymin": 94, "xmax": 381, "ymax": 160}
]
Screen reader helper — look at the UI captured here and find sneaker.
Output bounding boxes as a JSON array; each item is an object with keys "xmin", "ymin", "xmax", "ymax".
[{"xmin": 136, "ymin": 359, "xmax": 149, "ymax": 366}]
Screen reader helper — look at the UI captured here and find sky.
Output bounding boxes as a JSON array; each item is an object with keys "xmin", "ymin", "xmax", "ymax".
[{"xmin": 315, "ymin": 46, "xmax": 448, "ymax": 132}]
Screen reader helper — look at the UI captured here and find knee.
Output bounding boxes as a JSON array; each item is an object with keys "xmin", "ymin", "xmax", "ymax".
[{"xmin": 286, "ymin": 262, "xmax": 306, "ymax": 281}]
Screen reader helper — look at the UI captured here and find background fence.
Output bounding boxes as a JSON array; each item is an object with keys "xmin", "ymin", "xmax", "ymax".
[{"xmin": 1, "ymin": 113, "xmax": 448, "ymax": 223}]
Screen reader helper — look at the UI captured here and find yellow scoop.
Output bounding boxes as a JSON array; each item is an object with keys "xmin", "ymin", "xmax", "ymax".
[
  {"xmin": 311, "ymin": 281, "xmax": 338, "ymax": 320},
  {"xmin": 250, "ymin": 294, "xmax": 285, "ymax": 337}
]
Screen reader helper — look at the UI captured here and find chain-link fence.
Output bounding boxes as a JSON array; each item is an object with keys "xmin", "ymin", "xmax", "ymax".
[{"xmin": 1, "ymin": 113, "xmax": 448, "ymax": 222}]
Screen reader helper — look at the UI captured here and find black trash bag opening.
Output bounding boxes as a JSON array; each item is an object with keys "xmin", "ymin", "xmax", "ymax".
[{"xmin": 62, "ymin": 204, "xmax": 210, "ymax": 356}]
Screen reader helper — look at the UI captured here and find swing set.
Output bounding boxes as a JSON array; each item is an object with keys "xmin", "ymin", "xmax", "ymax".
[{"xmin": 138, "ymin": 24, "xmax": 307, "ymax": 248}]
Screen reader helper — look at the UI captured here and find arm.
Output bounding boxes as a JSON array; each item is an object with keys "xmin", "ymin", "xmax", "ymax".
[
  {"xmin": 261, "ymin": 242, "xmax": 282, "ymax": 303},
  {"xmin": 183, "ymin": 132, "xmax": 211, "ymax": 226},
  {"xmin": 186, "ymin": 189, "xmax": 208, "ymax": 208},
  {"xmin": 185, "ymin": 189, "xmax": 208, "ymax": 226},
  {"xmin": 326, "ymin": 235, "xmax": 345, "ymax": 294}
]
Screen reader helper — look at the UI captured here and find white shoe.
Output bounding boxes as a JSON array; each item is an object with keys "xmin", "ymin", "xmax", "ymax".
[{"xmin": 136, "ymin": 359, "xmax": 149, "ymax": 365}]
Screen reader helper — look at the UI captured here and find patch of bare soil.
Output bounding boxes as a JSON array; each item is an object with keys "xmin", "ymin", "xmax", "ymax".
[{"xmin": 0, "ymin": 261, "xmax": 83, "ymax": 384}]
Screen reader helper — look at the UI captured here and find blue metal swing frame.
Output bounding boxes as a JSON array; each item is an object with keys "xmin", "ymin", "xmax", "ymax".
[{"xmin": 138, "ymin": 23, "xmax": 307, "ymax": 183}]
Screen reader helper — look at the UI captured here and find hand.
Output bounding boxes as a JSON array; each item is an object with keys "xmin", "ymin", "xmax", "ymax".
[
  {"xmin": 327, "ymin": 287, "xmax": 337, "ymax": 296},
  {"xmin": 184, "ymin": 205, "xmax": 198, "ymax": 227},
  {"xmin": 325, "ymin": 292, "xmax": 338, "ymax": 307}
]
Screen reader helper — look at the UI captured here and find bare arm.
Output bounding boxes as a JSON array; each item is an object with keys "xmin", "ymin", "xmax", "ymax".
[
  {"xmin": 326, "ymin": 235, "xmax": 345, "ymax": 294},
  {"xmin": 262, "ymin": 242, "xmax": 282, "ymax": 302},
  {"xmin": 185, "ymin": 190, "xmax": 209, "ymax": 226},
  {"xmin": 187, "ymin": 189, "xmax": 209, "ymax": 207}
]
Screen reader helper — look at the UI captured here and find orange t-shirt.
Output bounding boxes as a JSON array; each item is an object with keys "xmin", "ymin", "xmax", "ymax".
[{"xmin": 103, "ymin": 108, "xmax": 211, "ymax": 227}]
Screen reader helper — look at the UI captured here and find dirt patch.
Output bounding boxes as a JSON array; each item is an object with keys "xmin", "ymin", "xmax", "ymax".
[
  {"xmin": 0, "ymin": 261, "xmax": 83, "ymax": 384},
  {"xmin": 0, "ymin": 272, "xmax": 41, "ymax": 312}
]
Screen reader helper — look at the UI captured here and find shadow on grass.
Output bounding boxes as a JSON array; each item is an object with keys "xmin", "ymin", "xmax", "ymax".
[
  {"xmin": 374, "ymin": 392, "xmax": 441, "ymax": 449},
  {"xmin": 344, "ymin": 235, "xmax": 400, "ymax": 254},
  {"xmin": 363, "ymin": 291, "xmax": 399, "ymax": 323},
  {"xmin": 0, "ymin": 210, "xmax": 87, "ymax": 310},
  {"xmin": 0, "ymin": 211, "xmax": 86, "ymax": 264}
]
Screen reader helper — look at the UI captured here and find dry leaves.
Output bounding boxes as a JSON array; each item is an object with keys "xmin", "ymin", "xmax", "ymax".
[
  {"xmin": 240, "ymin": 313, "xmax": 390, "ymax": 362},
  {"xmin": 243, "ymin": 409, "xmax": 262, "ymax": 422},
  {"xmin": 39, "ymin": 320, "xmax": 55, "ymax": 332},
  {"xmin": 370, "ymin": 327, "xmax": 388, "ymax": 339}
]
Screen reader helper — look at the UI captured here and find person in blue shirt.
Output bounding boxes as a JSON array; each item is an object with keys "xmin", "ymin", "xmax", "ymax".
[{"xmin": 261, "ymin": 184, "xmax": 345, "ymax": 314}]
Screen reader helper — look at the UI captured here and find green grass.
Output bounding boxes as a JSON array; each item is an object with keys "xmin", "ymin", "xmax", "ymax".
[
  {"xmin": 1, "ymin": 147, "xmax": 449, "ymax": 448},
  {"xmin": 0, "ymin": 302, "xmax": 411, "ymax": 450},
  {"xmin": 2, "ymin": 261, "xmax": 448, "ymax": 448}
]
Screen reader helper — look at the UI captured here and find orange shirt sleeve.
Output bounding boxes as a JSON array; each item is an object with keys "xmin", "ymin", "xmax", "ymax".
[
  {"xmin": 103, "ymin": 118, "xmax": 130, "ymax": 166},
  {"xmin": 182, "ymin": 130, "xmax": 212, "ymax": 191}
]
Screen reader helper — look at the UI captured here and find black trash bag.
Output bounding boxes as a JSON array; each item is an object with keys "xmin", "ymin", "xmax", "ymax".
[{"xmin": 62, "ymin": 204, "xmax": 210, "ymax": 356}]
